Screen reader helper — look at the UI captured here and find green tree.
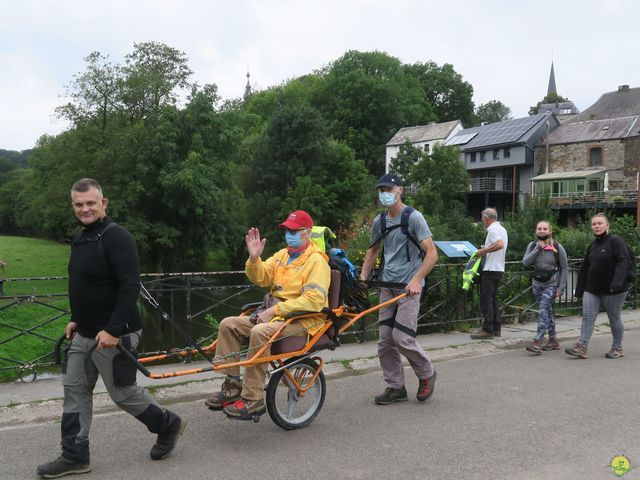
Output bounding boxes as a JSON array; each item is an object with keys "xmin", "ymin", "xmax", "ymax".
[
  {"xmin": 411, "ymin": 145, "xmax": 468, "ymax": 218},
  {"xmin": 120, "ymin": 41, "xmax": 193, "ymax": 122},
  {"xmin": 404, "ymin": 61, "xmax": 475, "ymax": 126},
  {"xmin": 244, "ymin": 102, "xmax": 369, "ymax": 242},
  {"xmin": 475, "ymin": 100, "xmax": 512, "ymax": 125},
  {"xmin": 56, "ymin": 51, "xmax": 122, "ymax": 130},
  {"xmin": 388, "ymin": 142, "xmax": 424, "ymax": 185},
  {"xmin": 314, "ymin": 50, "xmax": 433, "ymax": 176},
  {"xmin": 1, "ymin": 45, "xmax": 244, "ymax": 272}
]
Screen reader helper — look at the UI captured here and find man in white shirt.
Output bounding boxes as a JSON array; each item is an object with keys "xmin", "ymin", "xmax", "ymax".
[{"xmin": 471, "ymin": 208, "xmax": 508, "ymax": 339}]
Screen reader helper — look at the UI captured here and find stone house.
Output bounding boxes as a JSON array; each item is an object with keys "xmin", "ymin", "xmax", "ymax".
[{"xmin": 532, "ymin": 115, "xmax": 640, "ymax": 224}]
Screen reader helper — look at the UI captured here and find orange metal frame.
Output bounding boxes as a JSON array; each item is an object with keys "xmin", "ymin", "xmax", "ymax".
[{"xmin": 136, "ymin": 292, "xmax": 408, "ymax": 394}]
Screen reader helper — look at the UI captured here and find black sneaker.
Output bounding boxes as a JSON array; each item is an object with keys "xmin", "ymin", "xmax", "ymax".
[
  {"xmin": 374, "ymin": 386, "xmax": 408, "ymax": 405},
  {"xmin": 150, "ymin": 417, "xmax": 187, "ymax": 460},
  {"xmin": 36, "ymin": 456, "xmax": 91, "ymax": 478}
]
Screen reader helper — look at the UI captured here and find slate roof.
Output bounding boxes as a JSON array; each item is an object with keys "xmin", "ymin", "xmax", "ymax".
[
  {"xmin": 445, "ymin": 113, "xmax": 551, "ymax": 150},
  {"xmin": 568, "ymin": 86, "xmax": 640, "ymax": 123},
  {"xmin": 386, "ymin": 120, "xmax": 461, "ymax": 146},
  {"xmin": 538, "ymin": 101, "xmax": 580, "ymax": 115},
  {"xmin": 546, "ymin": 116, "xmax": 640, "ymax": 145}
]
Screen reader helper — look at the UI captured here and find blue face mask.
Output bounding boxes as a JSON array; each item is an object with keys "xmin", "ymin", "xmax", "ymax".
[
  {"xmin": 378, "ymin": 191, "xmax": 397, "ymax": 208},
  {"xmin": 285, "ymin": 230, "xmax": 303, "ymax": 248}
]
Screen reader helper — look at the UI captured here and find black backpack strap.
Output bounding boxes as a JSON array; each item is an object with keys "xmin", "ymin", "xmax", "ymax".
[
  {"xmin": 96, "ymin": 222, "xmax": 118, "ymax": 264},
  {"xmin": 368, "ymin": 212, "xmax": 388, "ymax": 249},
  {"xmin": 400, "ymin": 207, "xmax": 425, "ymax": 262},
  {"xmin": 72, "ymin": 221, "xmax": 119, "ymax": 268}
]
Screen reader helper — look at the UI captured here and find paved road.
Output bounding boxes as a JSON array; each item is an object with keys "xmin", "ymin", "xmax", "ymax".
[{"xmin": 3, "ymin": 329, "xmax": 640, "ymax": 480}]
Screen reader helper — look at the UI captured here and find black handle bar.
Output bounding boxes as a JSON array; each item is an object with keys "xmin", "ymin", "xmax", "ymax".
[{"xmin": 84, "ymin": 340, "xmax": 151, "ymax": 377}]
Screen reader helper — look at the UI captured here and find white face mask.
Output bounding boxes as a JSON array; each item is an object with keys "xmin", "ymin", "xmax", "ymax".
[{"xmin": 378, "ymin": 191, "xmax": 397, "ymax": 208}]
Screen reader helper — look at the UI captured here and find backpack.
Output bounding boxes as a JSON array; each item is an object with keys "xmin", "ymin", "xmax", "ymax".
[
  {"xmin": 329, "ymin": 248, "xmax": 371, "ymax": 312},
  {"xmin": 369, "ymin": 207, "xmax": 425, "ymax": 266},
  {"xmin": 614, "ymin": 235, "xmax": 637, "ymax": 283},
  {"xmin": 529, "ymin": 241, "xmax": 561, "ymax": 282}
]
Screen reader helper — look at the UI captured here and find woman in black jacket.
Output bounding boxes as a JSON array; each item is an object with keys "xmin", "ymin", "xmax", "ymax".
[{"xmin": 566, "ymin": 213, "xmax": 630, "ymax": 359}]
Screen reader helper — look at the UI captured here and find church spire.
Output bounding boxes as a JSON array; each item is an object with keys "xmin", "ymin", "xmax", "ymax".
[
  {"xmin": 547, "ymin": 61, "xmax": 557, "ymax": 96},
  {"xmin": 243, "ymin": 71, "xmax": 252, "ymax": 101}
]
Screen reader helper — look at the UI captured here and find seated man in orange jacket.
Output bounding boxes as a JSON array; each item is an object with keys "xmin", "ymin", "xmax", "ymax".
[{"xmin": 204, "ymin": 210, "xmax": 330, "ymax": 418}]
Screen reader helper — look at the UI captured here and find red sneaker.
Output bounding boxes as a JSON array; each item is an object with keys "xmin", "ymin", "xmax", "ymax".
[{"xmin": 416, "ymin": 371, "xmax": 437, "ymax": 402}]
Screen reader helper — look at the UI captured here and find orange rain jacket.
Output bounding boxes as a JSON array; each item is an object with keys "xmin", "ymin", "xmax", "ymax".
[{"xmin": 245, "ymin": 242, "xmax": 330, "ymax": 335}]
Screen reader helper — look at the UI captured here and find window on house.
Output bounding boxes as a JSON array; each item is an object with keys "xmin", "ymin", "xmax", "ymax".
[
  {"xmin": 480, "ymin": 151, "xmax": 486, "ymax": 161},
  {"xmin": 588, "ymin": 180, "xmax": 599, "ymax": 192},
  {"xmin": 470, "ymin": 152, "xmax": 476, "ymax": 163},
  {"xmin": 504, "ymin": 147, "xmax": 511, "ymax": 158},
  {"xmin": 589, "ymin": 147, "xmax": 602, "ymax": 166},
  {"xmin": 493, "ymin": 149, "xmax": 499, "ymax": 160},
  {"xmin": 552, "ymin": 181, "xmax": 562, "ymax": 196}
]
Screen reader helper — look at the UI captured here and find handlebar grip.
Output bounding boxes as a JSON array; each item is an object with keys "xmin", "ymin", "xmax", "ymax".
[
  {"xmin": 116, "ymin": 343, "xmax": 151, "ymax": 377},
  {"xmin": 54, "ymin": 334, "xmax": 67, "ymax": 365},
  {"xmin": 83, "ymin": 341, "xmax": 152, "ymax": 377}
]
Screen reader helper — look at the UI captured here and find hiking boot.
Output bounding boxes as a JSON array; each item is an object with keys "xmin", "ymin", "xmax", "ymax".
[
  {"xmin": 416, "ymin": 372, "xmax": 437, "ymax": 402},
  {"xmin": 470, "ymin": 329, "xmax": 493, "ymax": 339},
  {"xmin": 204, "ymin": 377, "xmax": 242, "ymax": 410},
  {"xmin": 223, "ymin": 398, "xmax": 266, "ymax": 420},
  {"xmin": 36, "ymin": 456, "xmax": 91, "ymax": 478},
  {"xmin": 150, "ymin": 417, "xmax": 187, "ymax": 460},
  {"xmin": 374, "ymin": 386, "xmax": 408, "ymax": 405},
  {"xmin": 565, "ymin": 343, "xmax": 588, "ymax": 359},
  {"xmin": 605, "ymin": 349, "xmax": 625, "ymax": 359},
  {"xmin": 526, "ymin": 339, "xmax": 542, "ymax": 354},
  {"xmin": 541, "ymin": 336, "xmax": 560, "ymax": 351}
]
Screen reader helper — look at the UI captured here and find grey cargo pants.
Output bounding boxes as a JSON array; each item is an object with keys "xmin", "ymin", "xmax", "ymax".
[
  {"xmin": 377, "ymin": 288, "xmax": 434, "ymax": 389},
  {"xmin": 61, "ymin": 331, "xmax": 177, "ymax": 463}
]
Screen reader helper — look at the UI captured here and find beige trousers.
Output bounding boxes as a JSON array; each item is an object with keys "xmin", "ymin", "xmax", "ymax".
[{"xmin": 215, "ymin": 316, "xmax": 306, "ymax": 400}]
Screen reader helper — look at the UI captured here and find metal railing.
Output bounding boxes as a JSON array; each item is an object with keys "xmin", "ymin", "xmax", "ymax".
[
  {"xmin": 0, "ymin": 262, "xmax": 636, "ymax": 382},
  {"xmin": 534, "ymin": 189, "xmax": 638, "ymax": 207},
  {"xmin": 469, "ymin": 177, "xmax": 513, "ymax": 192}
]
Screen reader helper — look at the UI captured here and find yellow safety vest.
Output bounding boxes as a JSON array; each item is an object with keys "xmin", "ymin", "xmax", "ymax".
[{"xmin": 310, "ymin": 226, "xmax": 337, "ymax": 253}]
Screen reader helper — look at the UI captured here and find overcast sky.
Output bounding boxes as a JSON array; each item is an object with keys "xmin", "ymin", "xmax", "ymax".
[{"xmin": 2, "ymin": 0, "xmax": 639, "ymax": 151}]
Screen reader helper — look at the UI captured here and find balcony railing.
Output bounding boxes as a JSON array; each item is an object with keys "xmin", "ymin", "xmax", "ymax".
[
  {"xmin": 534, "ymin": 190, "xmax": 638, "ymax": 207},
  {"xmin": 469, "ymin": 177, "xmax": 513, "ymax": 192}
]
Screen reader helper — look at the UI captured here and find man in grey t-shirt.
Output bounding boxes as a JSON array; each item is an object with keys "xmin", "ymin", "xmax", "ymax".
[{"xmin": 360, "ymin": 174, "xmax": 438, "ymax": 405}]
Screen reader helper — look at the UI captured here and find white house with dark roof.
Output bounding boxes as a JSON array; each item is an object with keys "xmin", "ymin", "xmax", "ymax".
[
  {"xmin": 445, "ymin": 112, "xmax": 559, "ymax": 218},
  {"xmin": 385, "ymin": 120, "xmax": 463, "ymax": 173}
]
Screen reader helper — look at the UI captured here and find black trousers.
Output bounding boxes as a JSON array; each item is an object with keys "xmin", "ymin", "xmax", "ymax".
[{"xmin": 479, "ymin": 271, "xmax": 503, "ymax": 334}]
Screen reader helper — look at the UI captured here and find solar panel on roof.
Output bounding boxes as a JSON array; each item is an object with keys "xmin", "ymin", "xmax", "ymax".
[
  {"xmin": 463, "ymin": 114, "xmax": 546, "ymax": 150},
  {"xmin": 445, "ymin": 132, "xmax": 478, "ymax": 146}
]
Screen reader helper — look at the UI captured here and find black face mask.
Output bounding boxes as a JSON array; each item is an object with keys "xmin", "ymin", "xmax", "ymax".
[{"xmin": 536, "ymin": 234, "xmax": 550, "ymax": 241}]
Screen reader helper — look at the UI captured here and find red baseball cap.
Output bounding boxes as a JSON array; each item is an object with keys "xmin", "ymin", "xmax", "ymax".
[{"xmin": 280, "ymin": 210, "xmax": 314, "ymax": 230}]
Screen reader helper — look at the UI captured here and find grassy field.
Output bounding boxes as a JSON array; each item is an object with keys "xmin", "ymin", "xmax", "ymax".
[{"xmin": 0, "ymin": 235, "xmax": 71, "ymax": 382}]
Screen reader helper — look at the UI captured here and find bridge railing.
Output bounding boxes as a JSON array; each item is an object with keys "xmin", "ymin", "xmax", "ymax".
[{"xmin": 0, "ymin": 261, "xmax": 636, "ymax": 382}]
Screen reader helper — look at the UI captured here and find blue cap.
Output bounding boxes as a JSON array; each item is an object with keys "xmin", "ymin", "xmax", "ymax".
[{"xmin": 376, "ymin": 173, "xmax": 403, "ymax": 188}]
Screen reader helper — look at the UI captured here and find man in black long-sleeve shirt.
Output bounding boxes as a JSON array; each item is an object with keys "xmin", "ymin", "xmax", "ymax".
[{"xmin": 37, "ymin": 179, "xmax": 186, "ymax": 479}]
